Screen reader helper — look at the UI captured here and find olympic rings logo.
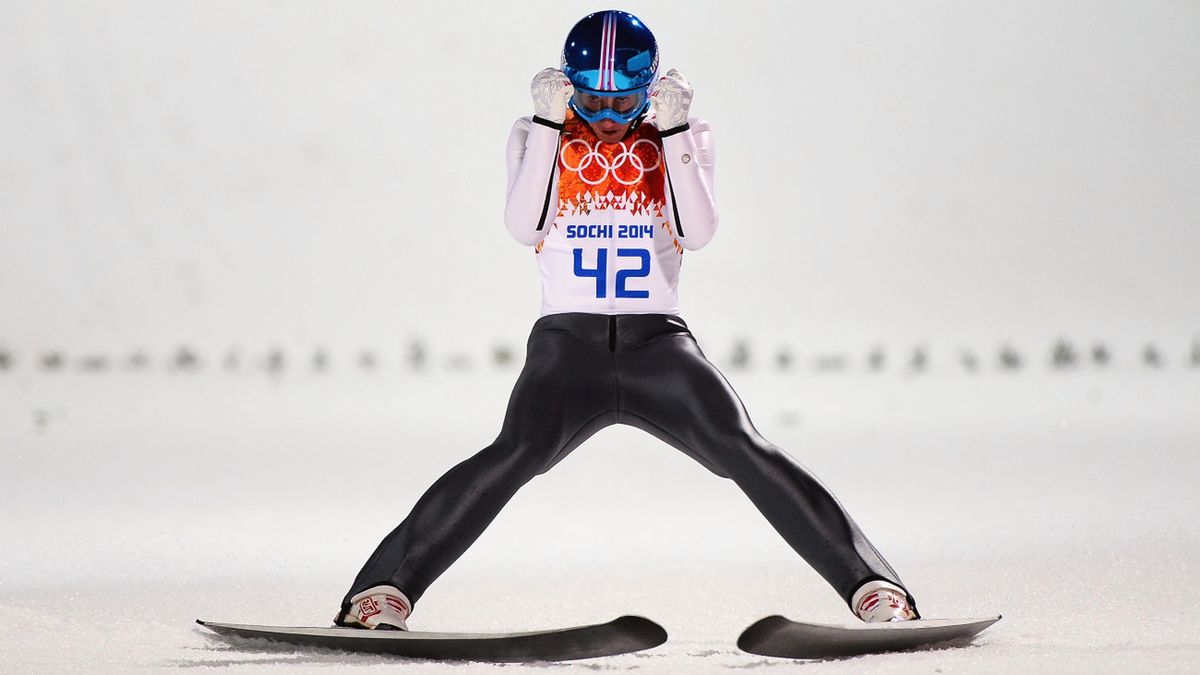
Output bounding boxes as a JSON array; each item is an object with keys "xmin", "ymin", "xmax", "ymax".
[{"xmin": 559, "ymin": 138, "xmax": 662, "ymax": 186}]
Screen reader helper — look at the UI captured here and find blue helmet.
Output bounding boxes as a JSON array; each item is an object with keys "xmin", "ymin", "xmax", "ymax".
[{"xmin": 561, "ymin": 10, "xmax": 658, "ymax": 125}]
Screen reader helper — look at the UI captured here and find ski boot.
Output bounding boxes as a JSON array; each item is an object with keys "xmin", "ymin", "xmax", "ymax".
[
  {"xmin": 851, "ymin": 580, "xmax": 919, "ymax": 622},
  {"xmin": 334, "ymin": 585, "xmax": 411, "ymax": 630}
]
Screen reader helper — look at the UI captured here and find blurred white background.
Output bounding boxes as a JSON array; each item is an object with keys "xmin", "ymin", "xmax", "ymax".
[{"xmin": 2, "ymin": 0, "xmax": 1197, "ymax": 360}]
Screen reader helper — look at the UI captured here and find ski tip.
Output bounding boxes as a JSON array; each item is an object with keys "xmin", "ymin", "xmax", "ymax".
[
  {"xmin": 195, "ymin": 619, "xmax": 207, "ymax": 627},
  {"xmin": 613, "ymin": 615, "xmax": 664, "ymax": 629},
  {"xmin": 737, "ymin": 615, "xmax": 789, "ymax": 651},
  {"xmin": 613, "ymin": 615, "xmax": 669, "ymax": 646}
]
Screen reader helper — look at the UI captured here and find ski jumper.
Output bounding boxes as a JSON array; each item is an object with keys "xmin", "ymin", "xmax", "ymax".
[{"xmin": 342, "ymin": 111, "xmax": 917, "ymax": 616}]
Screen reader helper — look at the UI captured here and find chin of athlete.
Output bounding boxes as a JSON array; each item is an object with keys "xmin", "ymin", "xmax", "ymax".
[{"xmin": 589, "ymin": 119, "xmax": 635, "ymax": 143}]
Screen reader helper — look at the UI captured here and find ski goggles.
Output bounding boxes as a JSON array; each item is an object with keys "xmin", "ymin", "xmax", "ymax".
[{"xmin": 569, "ymin": 87, "xmax": 650, "ymax": 125}]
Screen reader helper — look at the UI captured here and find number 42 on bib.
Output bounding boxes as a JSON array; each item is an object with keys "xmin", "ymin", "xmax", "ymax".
[{"xmin": 573, "ymin": 247, "xmax": 651, "ymax": 299}]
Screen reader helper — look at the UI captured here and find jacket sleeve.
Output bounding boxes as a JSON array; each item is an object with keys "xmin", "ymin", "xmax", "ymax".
[
  {"xmin": 659, "ymin": 117, "xmax": 718, "ymax": 251},
  {"xmin": 504, "ymin": 116, "xmax": 563, "ymax": 246}
]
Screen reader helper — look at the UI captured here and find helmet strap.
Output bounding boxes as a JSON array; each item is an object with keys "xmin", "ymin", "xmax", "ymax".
[{"xmin": 622, "ymin": 112, "xmax": 649, "ymax": 141}]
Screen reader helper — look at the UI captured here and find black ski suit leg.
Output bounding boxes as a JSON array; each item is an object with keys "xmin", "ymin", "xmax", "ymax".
[
  {"xmin": 617, "ymin": 328, "xmax": 913, "ymax": 611},
  {"xmin": 343, "ymin": 316, "xmax": 617, "ymax": 609}
]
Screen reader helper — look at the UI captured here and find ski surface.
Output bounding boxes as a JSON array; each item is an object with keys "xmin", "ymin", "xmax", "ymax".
[
  {"xmin": 737, "ymin": 615, "xmax": 1001, "ymax": 659},
  {"xmin": 196, "ymin": 615, "xmax": 667, "ymax": 662}
]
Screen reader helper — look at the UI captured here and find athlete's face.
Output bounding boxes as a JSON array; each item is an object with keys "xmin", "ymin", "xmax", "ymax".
[{"xmin": 575, "ymin": 91, "xmax": 640, "ymax": 143}]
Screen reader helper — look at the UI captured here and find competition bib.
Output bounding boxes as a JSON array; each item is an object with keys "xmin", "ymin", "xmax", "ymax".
[{"xmin": 535, "ymin": 113, "xmax": 683, "ymax": 315}]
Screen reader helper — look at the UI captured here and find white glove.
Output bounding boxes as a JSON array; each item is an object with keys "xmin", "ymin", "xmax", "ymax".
[
  {"xmin": 650, "ymin": 68, "xmax": 693, "ymax": 130},
  {"xmin": 530, "ymin": 68, "xmax": 574, "ymax": 123}
]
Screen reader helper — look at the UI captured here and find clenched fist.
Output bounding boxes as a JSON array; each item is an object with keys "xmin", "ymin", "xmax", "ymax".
[
  {"xmin": 530, "ymin": 68, "xmax": 574, "ymax": 123},
  {"xmin": 650, "ymin": 68, "xmax": 693, "ymax": 131}
]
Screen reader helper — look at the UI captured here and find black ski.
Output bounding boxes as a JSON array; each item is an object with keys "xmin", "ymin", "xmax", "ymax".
[
  {"xmin": 196, "ymin": 615, "xmax": 667, "ymax": 662},
  {"xmin": 737, "ymin": 615, "xmax": 1001, "ymax": 659}
]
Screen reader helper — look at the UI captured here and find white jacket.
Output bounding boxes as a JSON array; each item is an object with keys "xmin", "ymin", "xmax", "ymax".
[{"xmin": 504, "ymin": 113, "xmax": 718, "ymax": 315}]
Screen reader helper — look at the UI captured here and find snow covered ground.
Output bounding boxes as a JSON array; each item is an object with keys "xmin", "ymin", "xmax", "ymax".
[{"xmin": 3, "ymin": 358, "xmax": 1197, "ymax": 673}]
